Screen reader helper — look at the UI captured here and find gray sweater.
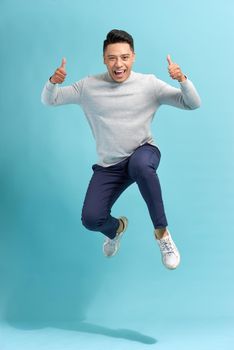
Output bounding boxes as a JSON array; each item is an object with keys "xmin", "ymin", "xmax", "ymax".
[{"xmin": 41, "ymin": 71, "xmax": 201, "ymax": 167}]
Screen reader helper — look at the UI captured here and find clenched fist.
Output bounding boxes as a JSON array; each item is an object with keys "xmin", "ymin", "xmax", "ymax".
[
  {"xmin": 50, "ymin": 58, "xmax": 67, "ymax": 84},
  {"xmin": 167, "ymin": 55, "xmax": 186, "ymax": 82}
]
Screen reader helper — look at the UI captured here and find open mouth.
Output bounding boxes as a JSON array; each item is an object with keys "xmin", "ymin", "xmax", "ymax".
[{"xmin": 113, "ymin": 69, "xmax": 126, "ymax": 78}]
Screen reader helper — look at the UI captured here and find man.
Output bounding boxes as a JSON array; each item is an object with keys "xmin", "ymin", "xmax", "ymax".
[{"xmin": 41, "ymin": 29, "xmax": 201, "ymax": 270}]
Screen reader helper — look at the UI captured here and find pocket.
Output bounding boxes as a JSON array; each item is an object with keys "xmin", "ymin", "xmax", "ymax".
[
  {"xmin": 154, "ymin": 146, "xmax": 161, "ymax": 159},
  {"xmin": 149, "ymin": 148, "xmax": 161, "ymax": 170},
  {"xmin": 92, "ymin": 164, "xmax": 100, "ymax": 171},
  {"xmin": 145, "ymin": 143, "xmax": 161, "ymax": 159}
]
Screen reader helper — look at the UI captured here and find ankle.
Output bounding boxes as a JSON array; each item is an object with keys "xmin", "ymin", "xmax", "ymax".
[
  {"xmin": 116, "ymin": 219, "xmax": 124, "ymax": 234},
  {"xmin": 155, "ymin": 227, "xmax": 168, "ymax": 240}
]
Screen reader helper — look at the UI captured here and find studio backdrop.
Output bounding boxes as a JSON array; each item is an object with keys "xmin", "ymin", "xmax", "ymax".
[{"xmin": 0, "ymin": 0, "xmax": 233, "ymax": 339}]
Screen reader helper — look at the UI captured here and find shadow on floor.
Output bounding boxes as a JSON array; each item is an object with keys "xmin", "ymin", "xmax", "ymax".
[
  {"xmin": 10, "ymin": 320, "xmax": 157, "ymax": 345},
  {"xmin": 63, "ymin": 321, "xmax": 158, "ymax": 344}
]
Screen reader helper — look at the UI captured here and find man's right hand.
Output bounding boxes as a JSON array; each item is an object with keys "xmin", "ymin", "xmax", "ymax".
[{"xmin": 50, "ymin": 58, "xmax": 67, "ymax": 84}]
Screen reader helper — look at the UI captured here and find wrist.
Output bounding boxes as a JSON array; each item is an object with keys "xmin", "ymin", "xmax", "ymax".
[
  {"xmin": 178, "ymin": 75, "xmax": 187, "ymax": 83},
  {"xmin": 49, "ymin": 76, "xmax": 56, "ymax": 84}
]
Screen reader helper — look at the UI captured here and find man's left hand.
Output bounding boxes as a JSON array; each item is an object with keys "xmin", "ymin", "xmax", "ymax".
[{"xmin": 167, "ymin": 55, "xmax": 186, "ymax": 82}]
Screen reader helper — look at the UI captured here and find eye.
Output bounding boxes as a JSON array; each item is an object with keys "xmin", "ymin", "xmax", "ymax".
[{"xmin": 122, "ymin": 56, "xmax": 129, "ymax": 61}]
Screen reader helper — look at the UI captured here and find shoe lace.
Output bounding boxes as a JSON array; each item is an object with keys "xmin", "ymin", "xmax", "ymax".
[
  {"xmin": 106, "ymin": 235, "xmax": 118, "ymax": 246},
  {"xmin": 107, "ymin": 238, "xmax": 116, "ymax": 246},
  {"xmin": 159, "ymin": 238, "xmax": 174, "ymax": 255},
  {"xmin": 105, "ymin": 229, "xmax": 123, "ymax": 246}
]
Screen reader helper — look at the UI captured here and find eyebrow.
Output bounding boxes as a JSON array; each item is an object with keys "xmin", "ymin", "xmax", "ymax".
[{"xmin": 107, "ymin": 53, "xmax": 131, "ymax": 57}]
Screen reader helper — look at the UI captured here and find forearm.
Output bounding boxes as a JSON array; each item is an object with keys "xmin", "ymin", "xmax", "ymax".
[
  {"xmin": 41, "ymin": 79, "xmax": 83, "ymax": 106},
  {"xmin": 157, "ymin": 78, "xmax": 201, "ymax": 110},
  {"xmin": 179, "ymin": 79, "xmax": 201, "ymax": 109},
  {"xmin": 41, "ymin": 79, "xmax": 59, "ymax": 106}
]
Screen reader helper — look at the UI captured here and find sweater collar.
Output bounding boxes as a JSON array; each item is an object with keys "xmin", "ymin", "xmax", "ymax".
[{"xmin": 105, "ymin": 70, "xmax": 135, "ymax": 84}]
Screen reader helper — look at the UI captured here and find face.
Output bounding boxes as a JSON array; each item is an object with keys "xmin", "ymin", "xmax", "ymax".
[{"xmin": 103, "ymin": 43, "xmax": 135, "ymax": 83}]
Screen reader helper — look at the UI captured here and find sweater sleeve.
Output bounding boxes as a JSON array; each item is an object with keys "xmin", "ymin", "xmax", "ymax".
[
  {"xmin": 41, "ymin": 79, "xmax": 84, "ymax": 106},
  {"xmin": 155, "ymin": 77, "xmax": 201, "ymax": 110}
]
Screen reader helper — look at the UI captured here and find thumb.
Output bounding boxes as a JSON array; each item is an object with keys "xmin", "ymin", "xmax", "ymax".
[
  {"xmin": 167, "ymin": 54, "xmax": 173, "ymax": 65},
  {"xmin": 61, "ymin": 57, "xmax": 67, "ymax": 69}
]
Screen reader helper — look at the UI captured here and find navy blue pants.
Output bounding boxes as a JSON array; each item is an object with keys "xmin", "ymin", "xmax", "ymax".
[{"xmin": 81, "ymin": 143, "xmax": 168, "ymax": 239}]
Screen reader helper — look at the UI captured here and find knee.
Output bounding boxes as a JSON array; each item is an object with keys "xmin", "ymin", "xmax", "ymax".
[
  {"xmin": 81, "ymin": 209, "xmax": 104, "ymax": 231},
  {"xmin": 81, "ymin": 211, "xmax": 98, "ymax": 231}
]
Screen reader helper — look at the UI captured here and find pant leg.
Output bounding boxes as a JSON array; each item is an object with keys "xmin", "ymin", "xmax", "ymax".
[
  {"xmin": 81, "ymin": 160, "xmax": 134, "ymax": 239},
  {"xmin": 127, "ymin": 143, "xmax": 168, "ymax": 229}
]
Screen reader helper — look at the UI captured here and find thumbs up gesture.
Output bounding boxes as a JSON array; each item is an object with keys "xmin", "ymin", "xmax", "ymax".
[
  {"xmin": 167, "ymin": 55, "xmax": 186, "ymax": 82},
  {"xmin": 50, "ymin": 58, "xmax": 67, "ymax": 84}
]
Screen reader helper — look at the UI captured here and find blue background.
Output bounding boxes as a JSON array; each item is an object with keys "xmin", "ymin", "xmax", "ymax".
[{"xmin": 0, "ymin": 0, "xmax": 234, "ymax": 349}]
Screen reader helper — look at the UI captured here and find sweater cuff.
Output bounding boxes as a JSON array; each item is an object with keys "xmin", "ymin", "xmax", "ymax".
[
  {"xmin": 46, "ymin": 79, "xmax": 57, "ymax": 90},
  {"xmin": 179, "ymin": 77, "xmax": 192, "ymax": 91}
]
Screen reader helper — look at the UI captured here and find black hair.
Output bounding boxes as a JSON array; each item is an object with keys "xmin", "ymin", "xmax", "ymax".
[{"xmin": 103, "ymin": 29, "xmax": 134, "ymax": 53}]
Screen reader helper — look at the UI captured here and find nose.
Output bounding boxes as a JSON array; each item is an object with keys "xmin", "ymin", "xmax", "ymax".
[{"xmin": 115, "ymin": 57, "xmax": 123, "ymax": 67}]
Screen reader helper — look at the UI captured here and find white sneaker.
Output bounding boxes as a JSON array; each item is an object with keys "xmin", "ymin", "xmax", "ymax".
[
  {"xmin": 103, "ymin": 217, "xmax": 128, "ymax": 257},
  {"xmin": 155, "ymin": 230, "xmax": 180, "ymax": 269}
]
